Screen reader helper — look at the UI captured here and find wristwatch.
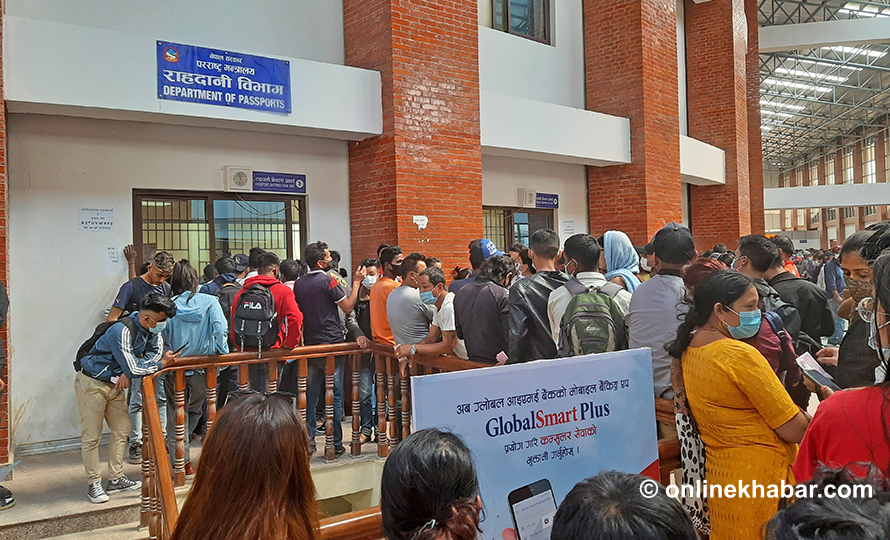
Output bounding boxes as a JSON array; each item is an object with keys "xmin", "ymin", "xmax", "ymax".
[{"xmin": 410, "ymin": 345, "xmax": 417, "ymax": 357}]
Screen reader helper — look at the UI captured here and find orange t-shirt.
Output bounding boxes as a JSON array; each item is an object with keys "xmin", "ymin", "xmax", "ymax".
[
  {"xmin": 783, "ymin": 259, "xmax": 801, "ymax": 278},
  {"xmin": 370, "ymin": 276, "xmax": 401, "ymax": 345}
]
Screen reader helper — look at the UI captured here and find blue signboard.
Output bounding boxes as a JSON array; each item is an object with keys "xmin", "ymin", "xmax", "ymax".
[
  {"xmin": 157, "ymin": 41, "xmax": 291, "ymax": 114},
  {"xmin": 252, "ymin": 171, "xmax": 306, "ymax": 194},
  {"xmin": 536, "ymin": 193, "xmax": 559, "ymax": 209}
]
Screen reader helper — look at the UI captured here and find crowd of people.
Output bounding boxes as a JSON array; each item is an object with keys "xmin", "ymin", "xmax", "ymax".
[{"xmin": 56, "ymin": 217, "xmax": 890, "ymax": 539}]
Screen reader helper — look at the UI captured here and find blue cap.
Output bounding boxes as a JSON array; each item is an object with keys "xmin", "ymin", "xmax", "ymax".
[{"xmin": 481, "ymin": 239, "xmax": 505, "ymax": 260}]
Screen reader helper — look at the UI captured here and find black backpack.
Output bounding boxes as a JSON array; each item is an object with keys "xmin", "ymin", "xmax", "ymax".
[
  {"xmin": 215, "ymin": 282, "xmax": 241, "ymax": 337},
  {"xmin": 557, "ymin": 278, "xmax": 628, "ymax": 357},
  {"xmin": 233, "ymin": 283, "xmax": 279, "ymax": 354},
  {"xmin": 74, "ymin": 317, "xmax": 140, "ymax": 373}
]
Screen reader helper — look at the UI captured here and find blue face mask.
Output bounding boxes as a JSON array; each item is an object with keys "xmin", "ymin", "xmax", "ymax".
[
  {"xmin": 149, "ymin": 320, "xmax": 167, "ymax": 335},
  {"xmin": 868, "ymin": 316, "xmax": 890, "ymax": 364},
  {"xmin": 420, "ymin": 290, "xmax": 437, "ymax": 305},
  {"xmin": 724, "ymin": 307, "xmax": 761, "ymax": 339}
]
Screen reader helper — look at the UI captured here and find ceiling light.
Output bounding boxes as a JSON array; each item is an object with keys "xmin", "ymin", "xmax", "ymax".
[
  {"xmin": 762, "ymin": 110, "xmax": 796, "ymax": 118},
  {"xmin": 794, "ymin": 58, "xmax": 862, "ymax": 72},
  {"xmin": 762, "ymin": 126, "xmax": 773, "ymax": 132},
  {"xmin": 763, "ymin": 78, "xmax": 832, "ymax": 93},
  {"xmin": 822, "ymin": 45, "xmax": 888, "ymax": 59},
  {"xmin": 774, "ymin": 67, "xmax": 849, "ymax": 83},
  {"xmin": 760, "ymin": 99, "xmax": 805, "ymax": 111}
]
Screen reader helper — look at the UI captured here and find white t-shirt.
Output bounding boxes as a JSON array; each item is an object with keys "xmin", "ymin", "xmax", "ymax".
[{"xmin": 433, "ymin": 292, "xmax": 468, "ymax": 359}]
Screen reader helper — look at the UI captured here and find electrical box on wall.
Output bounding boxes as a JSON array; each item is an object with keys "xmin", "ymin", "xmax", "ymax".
[
  {"xmin": 224, "ymin": 166, "xmax": 254, "ymax": 192},
  {"xmin": 518, "ymin": 188, "xmax": 537, "ymax": 208}
]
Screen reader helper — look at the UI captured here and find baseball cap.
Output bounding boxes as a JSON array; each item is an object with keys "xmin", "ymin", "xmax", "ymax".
[
  {"xmin": 480, "ymin": 239, "xmax": 505, "ymax": 260},
  {"xmin": 642, "ymin": 222, "xmax": 696, "ymax": 264},
  {"xmin": 233, "ymin": 253, "xmax": 249, "ymax": 272}
]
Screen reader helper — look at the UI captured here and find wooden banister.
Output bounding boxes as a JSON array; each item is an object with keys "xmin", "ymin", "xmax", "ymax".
[{"xmin": 319, "ymin": 506, "xmax": 383, "ymax": 540}]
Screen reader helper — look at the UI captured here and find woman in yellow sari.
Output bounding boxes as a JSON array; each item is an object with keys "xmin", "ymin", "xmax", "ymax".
[{"xmin": 668, "ymin": 270, "xmax": 809, "ymax": 540}]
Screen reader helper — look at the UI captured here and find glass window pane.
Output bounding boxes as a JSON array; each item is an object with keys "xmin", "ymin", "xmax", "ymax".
[
  {"xmin": 140, "ymin": 198, "xmax": 210, "ymax": 268},
  {"xmin": 213, "ymin": 199, "xmax": 288, "ymax": 261}
]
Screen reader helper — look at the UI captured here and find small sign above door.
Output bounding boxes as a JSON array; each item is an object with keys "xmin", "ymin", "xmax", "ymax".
[
  {"xmin": 252, "ymin": 171, "xmax": 307, "ymax": 194},
  {"xmin": 535, "ymin": 193, "xmax": 559, "ymax": 209}
]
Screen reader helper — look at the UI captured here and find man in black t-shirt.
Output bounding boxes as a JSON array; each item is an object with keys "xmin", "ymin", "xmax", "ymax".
[{"xmin": 285, "ymin": 242, "xmax": 365, "ymax": 457}]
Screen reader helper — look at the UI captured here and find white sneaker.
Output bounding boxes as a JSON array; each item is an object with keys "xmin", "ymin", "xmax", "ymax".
[{"xmin": 87, "ymin": 480, "xmax": 109, "ymax": 504}]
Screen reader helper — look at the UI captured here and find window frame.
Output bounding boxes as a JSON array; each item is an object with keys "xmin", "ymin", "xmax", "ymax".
[
  {"xmin": 843, "ymin": 145, "xmax": 855, "ymax": 184},
  {"xmin": 492, "ymin": 0, "xmax": 552, "ymax": 45},
  {"xmin": 482, "ymin": 205, "xmax": 556, "ymax": 252},
  {"xmin": 132, "ymin": 189, "xmax": 308, "ymax": 268},
  {"xmin": 863, "ymin": 136, "xmax": 877, "ymax": 183}
]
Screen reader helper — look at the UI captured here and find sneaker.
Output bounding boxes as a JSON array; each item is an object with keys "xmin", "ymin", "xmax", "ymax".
[
  {"xmin": 0, "ymin": 484, "xmax": 15, "ymax": 511},
  {"xmin": 127, "ymin": 443, "xmax": 142, "ymax": 465},
  {"xmin": 87, "ymin": 480, "xmax": 109, "ymax": 504},
  {"xmin": 334, "ymin": 446, "xmax": 346, "ymax": 459},
  {"xmin": 308, "ymin": 441, "xmax": 317, "ymax": 456},
  {"xmin": 106, "ymin": 474, "xmax": 142, "ymax": 495}
]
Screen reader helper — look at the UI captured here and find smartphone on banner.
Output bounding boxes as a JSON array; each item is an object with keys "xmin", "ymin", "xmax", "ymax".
[{"xmin": 508, "ymin": 479, "xmax": 557, "ymax": 540}]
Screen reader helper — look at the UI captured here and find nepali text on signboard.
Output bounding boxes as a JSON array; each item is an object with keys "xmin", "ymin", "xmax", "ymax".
[
  {"xmin": 535, "ymin": 193, "xmax": 559, "ymax": 208},
  {"xmin": 157, "ymin": 41, "xmax": 291, "ymax": 114},
  {"xmin": 252, "ymin": 172, "xmax": 307, "ymax": 194}
]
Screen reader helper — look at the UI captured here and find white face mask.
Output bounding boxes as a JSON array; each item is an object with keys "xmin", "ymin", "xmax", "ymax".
[
  {"xmin": 362, "ymin": 275, "xmax": 378, "ymax": 289},
  {"xmin": 639, "ymin": 255, "xmax": 652, "ymax": 273}
]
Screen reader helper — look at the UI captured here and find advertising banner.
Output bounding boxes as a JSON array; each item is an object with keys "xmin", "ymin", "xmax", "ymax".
[
  {"xmin": 157, "ymin": 41, "xmax": 291, "ymax": 113},
  {"xmin": 411, "ymin": 348, "xmax": 658, "ymax": 540}
]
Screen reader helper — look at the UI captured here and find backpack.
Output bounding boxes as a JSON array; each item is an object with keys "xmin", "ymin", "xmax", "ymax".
[
  {"xmin": 759, "ymin": 284, "xmax": 801, "ymax": 346},
  {"xmin": 233, "ymin": 283, "xmax": 279, "ymax": 354},
  {"xmin": 215, "ymin": 282, "xmax": 241, "ymax": 337},
  {"xmin": 557, "ymin": 278, "xmax": 628, "ymax": 357},
  {"xmin": 74, "ymin": 317, "xmax": 140, "ymax": 373},
  {"xmin": 760, "ymin": 311, "xmax": 798, "ymax": 384}
]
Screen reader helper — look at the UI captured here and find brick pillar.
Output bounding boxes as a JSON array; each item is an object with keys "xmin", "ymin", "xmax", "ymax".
[
  {"xmin": 584, "ymin": 0, "xmax": 681, "ymax": 245},
  {"xmin": 0, "ymin": 2, "xmax": 8, "ymax": 465},
  {"xmin": 343, "ymin": 0, "xmax": 483, "ymax": 268},
  {"xmin": 686, "ymin": 0, "xmax": 751, "ymax": 249},
  {"xmin": 746, "ymin": 0, "xmax": 765, "ymax": 235}
]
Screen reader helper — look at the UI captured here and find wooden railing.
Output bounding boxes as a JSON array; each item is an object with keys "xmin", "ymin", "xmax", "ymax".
[
  {"xmin": 140, "ymin": 344, "xmax": 681, "ymax": 540},
  {"xmin": 139, "ymin": 342, "xmax": 483, "ymax": 540}
]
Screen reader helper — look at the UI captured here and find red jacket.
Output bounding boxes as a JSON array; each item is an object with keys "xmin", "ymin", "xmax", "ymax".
[{"xmin": 231, "ymin": 275, "xmax": 302, "ymax": 349}]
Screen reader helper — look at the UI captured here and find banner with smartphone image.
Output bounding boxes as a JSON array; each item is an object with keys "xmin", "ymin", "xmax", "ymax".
[{"xmin": 411, "ymin": 348, "xmax": 659, "ymax": 540}]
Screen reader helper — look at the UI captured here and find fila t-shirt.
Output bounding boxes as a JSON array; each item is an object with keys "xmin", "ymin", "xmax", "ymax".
[{"xmin": 293, "ymin": 270, "xmax": 348, "ymax": 345}]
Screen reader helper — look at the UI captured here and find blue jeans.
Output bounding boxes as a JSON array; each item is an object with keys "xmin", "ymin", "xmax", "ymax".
[
  {"xmin": 282, "ymin": 355, "xmax": 345, "ymax": 449},
  {"xmin": 828, "ymin": 299, "xmax": 846, "ymax": 345},
  {"xmin": 359, "ymin": 353, "xmax": 377, "ymax": 436},
  {"xmin": 128, "ymin": 376, "xmax": 167, "ymax": 447}
]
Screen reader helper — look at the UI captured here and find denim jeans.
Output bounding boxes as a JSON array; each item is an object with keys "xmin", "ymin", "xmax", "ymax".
[
  {"xmin": 128, "ymin": 376, "xmax": 167, "ymax": 447},
  {"xmin": 280, "ymin": 356, "xmax": 345, "ymax": 449},
  {"xmin": 828, "ymin": 299, "xmax": 847, "ymax": 345},
  {"xmin": 359, "ymin": 353, "xmax": 377, "ymax": 436}
]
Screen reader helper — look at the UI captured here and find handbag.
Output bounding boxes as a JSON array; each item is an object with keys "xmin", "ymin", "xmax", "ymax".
[{"xmin": 671, "ymin": 357, "xmax": 710, "ymax": 535}]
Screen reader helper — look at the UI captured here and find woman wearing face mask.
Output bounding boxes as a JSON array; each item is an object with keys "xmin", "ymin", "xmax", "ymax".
[
  {"xmin": 668, "ymin": 270, "xmax": 809, "ymax": 540},
  {"xmin": 828, "ymin": 231, "xmax": 881, "ymax": 389},
  {"xmin": 793, "ymin": 252, "xmax": 890, "ymax": 484},
  {"xmin": 600, "ymin": 231, "xmax": 642, "ymax": 293}
]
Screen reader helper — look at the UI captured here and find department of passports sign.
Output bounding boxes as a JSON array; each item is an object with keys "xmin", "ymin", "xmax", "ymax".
[{"xmin": 157, "ymin": 41, "xmax": 291, "ymax": 114}]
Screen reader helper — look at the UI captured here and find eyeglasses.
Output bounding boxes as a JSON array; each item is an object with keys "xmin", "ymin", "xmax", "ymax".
[
  {"xmin": 227, "ymin": 390, "xmax": 298, "ymax": 414},
  {"xmin": 856, "ymin": 297, "xmax": 890, "ymax": 324}
]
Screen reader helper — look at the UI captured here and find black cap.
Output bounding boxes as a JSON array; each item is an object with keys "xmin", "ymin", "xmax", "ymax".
[
  {"xmin": 642, "ymin": 222, "xmax": 695, "ymax": 264},
  {"xmin": 233, "ymin": 253, "xmax": 249, "ymax": 272}
]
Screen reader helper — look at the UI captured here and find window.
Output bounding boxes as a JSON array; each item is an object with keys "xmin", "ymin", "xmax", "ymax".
[
  {"xmin": 784, "ymin": 211, "xmax": 792, "ymax": 229},
  {"xmin": 843, "ymin": 145, "xmax": 855, "ymax": 183},
  {"xmin": 863, "ymin": 136, "xmax": 877, "ymax": 183},
  {"xmin": 885, "ymin": 128, "xmax": 890, "ymax": 180},
  {"xmin": 843, "ymin": 207, "xmax": 856, "ymax": 219},
  {"xmin": 810, "ymin": 209, "xmax": 820, "ymax": 224},
  {"xmin": 865, "ymin": 205, "xmax": 878, "ymax": 216},
  {"xmin": 809, "ymin": 160, "xmax": 819, "ymax": 186},
  {"xmin": 135, "ymin": 190, "xmax": 306, "ymax": 269},
  {"xmin": 827, "ymin": 208, "xmax": 837, "ymax": 222},
  {"xmin": 492, "ymin": 0, "xmax": 550, "ymax": 44},
  {"xmin": 796, "ymin": 209, "xmax": 806, "ymax": 227},
  {"xmin": 482, "ymin": 207, "xmax": 554, "ymax": 251},
  {"xmin": 825, "ymin": 154, "xmax": 836, "ymax": 185},
  {"xmin": 795, "ymin": 165, "xmax": 804, "ymax": 187},
  {"xmin": 765, "ymin": 210, "xmax": 782, "ymax": 232}
]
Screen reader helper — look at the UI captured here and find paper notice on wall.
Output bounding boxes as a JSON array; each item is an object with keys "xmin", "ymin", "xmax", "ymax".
[
  {"xmin": 562, "ymin": 221, "xmax": 575, "ymax": 236},
  {"xmin": 103, "ymin": 246, "xmax": 124, "ymax": 277},
  {"xmin": 79, "ymin": 208, "xmax": 114, "ymax": 231}
]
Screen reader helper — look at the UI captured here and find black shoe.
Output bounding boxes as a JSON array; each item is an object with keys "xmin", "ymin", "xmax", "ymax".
[
  {"xmin": 87, "ymin": 480, "xmax": 109, "ymax": 504},
  {"xmin": 0, "ymin": 484, "xmax": 14, "ymax": 511},
  {"xmin": 308, "ymin": 441, "xmax": 317, "ymax": 456},
  {"xmin": 106, "ymin": 474, "xmax": 142, "ymax": 494},
  {"xmin": 127, "ymin": 444, "xmax": 142, "ymax": 465},
  {"xmin": 334, "ymin": 446, "xmax": 346, "ymax": 459}
]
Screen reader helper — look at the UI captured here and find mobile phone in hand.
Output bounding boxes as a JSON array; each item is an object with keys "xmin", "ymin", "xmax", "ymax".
[{"xmin": 173, "ymin": 342, "xmax": 189, "ymax": 355}]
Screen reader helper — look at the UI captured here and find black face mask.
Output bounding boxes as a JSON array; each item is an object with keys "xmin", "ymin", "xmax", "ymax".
[{"xmin": 389, "ymin": 263, "xmax": 402, "ymax": 276}]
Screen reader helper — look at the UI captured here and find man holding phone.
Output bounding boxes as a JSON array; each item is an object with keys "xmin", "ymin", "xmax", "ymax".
[{"xmin": 75, "ymin": 294, "xmax": 180, "ymax": 505}]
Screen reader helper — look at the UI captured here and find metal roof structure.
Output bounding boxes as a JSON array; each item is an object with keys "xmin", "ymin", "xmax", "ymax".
[{"xmin": 758, "ymin": 1, "xmax": 890, "ymax": 170}]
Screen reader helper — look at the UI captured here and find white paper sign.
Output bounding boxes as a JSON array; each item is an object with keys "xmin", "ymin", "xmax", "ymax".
[
  {"xmin": 413, "ymin": 215, "xmax": 429, "ymax": 230},
  {"xmin": 102, "ymin": 246, "xmax": 125, "ymax": 277},
  {"xmin": 79, "ymin": 208, "xmax": 114, "ymax": 231},
  {"xmin": 562, "ymin": 221, "xmax": 575, "ymax": 236}
]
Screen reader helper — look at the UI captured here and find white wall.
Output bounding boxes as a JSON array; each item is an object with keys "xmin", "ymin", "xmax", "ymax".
[
  {"xmin": 482, "ymin": 155, "xmax": 589, "ymax": 242},
  {"xmin": 8, "ymin": 0, "xmax": 345, "ymax": 65},
  {"xmin": 478, "ymin": 0, "xmax": 585, "ymax": 108},
  {"xmin": 8, "ymin": 114, "xmax": 351, "ymax": 448}
]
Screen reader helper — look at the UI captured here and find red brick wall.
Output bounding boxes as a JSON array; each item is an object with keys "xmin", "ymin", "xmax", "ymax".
[
  {"xmin": 687, "ymin": 0, "xmax": 751, "ymax": 250},
  {"xmin": 0, "ymin": 0, "xmax": 8, "ymax": 465},
  {"xmin": 746, "ymin": 0, "xmax": 765, "ymax": 235},
  {"xmin": 584, "ymin": 0, "xmax": 682, "ymax": 246},
  {"xmin": 343, "ymin": 0, "xmax": 483, "ymax": 270}
]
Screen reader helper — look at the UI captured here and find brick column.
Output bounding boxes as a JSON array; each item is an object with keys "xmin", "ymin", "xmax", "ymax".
[
  {"xmin": 584, "ymin": 0, "xmax": 681, "ymax": 245},
  {"xmin": 686, "ymin": 0, "xmax": 751, "ymax": 249},
  {"xmin": 343, "ymin": 0, "xmax": 483, "ymax": 267},
  {"xmin": 746, "ymin": 0, "xmax": 765, "ymax": 235},
  {"xmin": 0, "ymin": 2, "xmax": 8, "ymax": 465}
]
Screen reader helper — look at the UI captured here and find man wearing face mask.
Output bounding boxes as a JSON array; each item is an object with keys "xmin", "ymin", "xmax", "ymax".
[
  {"xmin": 386, "ymin": 252, "xmax": 435, "ymax": 350},
  {"xmin": 344, "ymin": 258, "xmax": 381, "ymax": 444},
  {"xmin": 454, "ymin": 254, "xmax": 514, "ymax": 364},
  {"xmin": 76, "ymin": 293, "xmax": 180, "ymax": 504},
  {"xmin": 371, "ymin": 246, "xmax": 405, "ymax": 345},
  {"xmin": 395, "ymin": 266, "xmax": 467, "ymax": 360}
]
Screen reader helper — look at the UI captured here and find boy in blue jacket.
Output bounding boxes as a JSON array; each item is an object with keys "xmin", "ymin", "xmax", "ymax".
[{"xmin": 76, "ymin": 293, "xmax": 180, "ymax": 504}]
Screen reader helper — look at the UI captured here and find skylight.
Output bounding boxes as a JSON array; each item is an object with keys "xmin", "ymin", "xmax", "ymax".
[
  {"xmin": 821, "ymin": 45, "xmax": 888, "ymax": 59},
  {"xmin": 762, "ymin": 110, "xmax": 796, "ymax": 119},
  {"xmin": 763, "ymin": 78, "xmax": 833, "ymax": 93},
  {"xmin": 774, "ymin": 67, "xmax": 849, "ymax": 83},
  {"xmin": 760, "ymin": 100, "xmax": 805, "ymax": 111}
]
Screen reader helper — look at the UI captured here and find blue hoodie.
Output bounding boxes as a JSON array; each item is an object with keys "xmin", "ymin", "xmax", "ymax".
[
  {"xmin": 80, "ymin": 312, "xmax": 165, "ymax": 381},
  {"xmin": 162, "ymin": 292, "xmax": 229, "ymax": 358},
  {"xmin": 198, "ymin": 273, "xmax": 238, "ymax": 296}
]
